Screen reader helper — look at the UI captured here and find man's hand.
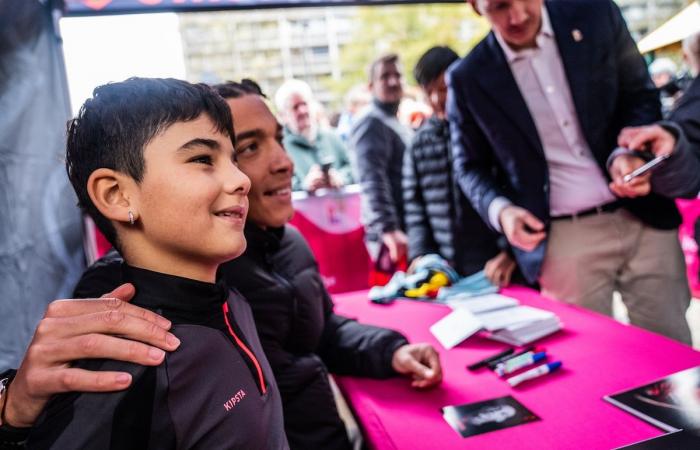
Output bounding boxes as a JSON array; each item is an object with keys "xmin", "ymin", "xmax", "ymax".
[
  {"xmin": 327, "ymin": 168, "xmax": 344, "ymax": 189},
  {"xmin": 391, "ymin": 343, "xmax": 442, "ymax": 389},
  {"xmin": 484, "ymin": 251, "xmax": 517, "ymax": 287},
  {"xmin": 2, "ymin": 283, "xmax": 179, "ymax": 428},
  {"xmin": 381, "ymin": 229, "xmax": 408, "ymax": 263},
  {"xmin": 609, "ymin": 124, "xmax": 678, "ymax": 198},
  {"xmin": 618, "ymin": 125, "xmax": 676, "ymax": 158},
  {"xmin": 498, "ymin": 206, "xmax": 546, "ymax": 252},
  {"xmin": 303, "ymin": 165, "xmax": 329, "ymax": 193},
  {"xmin": 608, "ymin": 153, "xmax": 650, "ymax": 198}
]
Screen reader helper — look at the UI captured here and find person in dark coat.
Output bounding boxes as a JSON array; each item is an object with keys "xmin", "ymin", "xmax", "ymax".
[
  {"xmin": 403, "ymin": 45, "xmax": 516, "ymax": 285},
  {"xmin": 72, "ymin": 80, "xmax": 443, "ymax": 450},
  {"xmin": 350, "ymin": 54, "xmax": 413, "ymax": 270},
  {"xmin": 607, "ymin": 30, "xmax": 700, "ymax": 200}
]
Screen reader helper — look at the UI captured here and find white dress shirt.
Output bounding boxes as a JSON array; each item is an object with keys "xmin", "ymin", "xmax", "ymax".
[{"xmin": 487, "ymin": 6, "xmax": 615, "ymax": 230}]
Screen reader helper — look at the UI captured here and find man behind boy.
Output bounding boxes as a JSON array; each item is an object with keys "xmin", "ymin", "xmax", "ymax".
[{"xmin": 403, "ymin": 46, "xmax": 516, "ymax": 285}]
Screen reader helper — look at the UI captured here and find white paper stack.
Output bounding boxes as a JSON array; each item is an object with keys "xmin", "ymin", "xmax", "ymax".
[
  {"xmin": 429, "ymin": 301, "xmax": 562, "ymax": 349},
  {"xmin": 480, "ymin": 306, "xmax": 563, "ymax": 346},
  {"xmin": 444, "ymin": 293, "xmax": 520, "ymax": 314}
]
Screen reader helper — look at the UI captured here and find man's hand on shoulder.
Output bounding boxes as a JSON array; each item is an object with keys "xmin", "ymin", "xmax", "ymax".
[
  {"xmin": 391, "ymin": 343, "xmax": 442, "ymax": 389},
  {"xmin": 3, "ymin": 284, "xmax": 179, "ymax": 428},
  {"xmin": 498, "ymin": 206, "xmax": 546, "ymax": 252}
]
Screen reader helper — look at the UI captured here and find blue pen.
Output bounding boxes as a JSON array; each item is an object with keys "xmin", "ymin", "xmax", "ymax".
[
  {"xmin": 507, "ymin": 361, "xmax": 562, "ymax": 387},
  {"xmin": 495, "ymin": 351, "xmax": 547, "ymax": 376}
]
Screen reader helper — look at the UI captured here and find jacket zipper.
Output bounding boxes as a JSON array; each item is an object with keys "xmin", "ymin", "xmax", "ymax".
[{"xmin": 222, "ymin": 303, "xmax": 267, "ymax": 395}]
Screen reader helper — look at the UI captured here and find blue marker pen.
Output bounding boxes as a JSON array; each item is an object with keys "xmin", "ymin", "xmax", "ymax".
[
  {"xmin": 507, "ymin": 361, "xmax": 562, "ymax": 387},
  {"xmin": 495, "ymin": 351, "xmax": 547, "ymax": 376}
]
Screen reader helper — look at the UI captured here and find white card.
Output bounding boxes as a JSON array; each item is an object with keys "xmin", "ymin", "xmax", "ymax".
[{"xmin": 429, "ymin": 308, "xmax": 483, "ymax": 349}]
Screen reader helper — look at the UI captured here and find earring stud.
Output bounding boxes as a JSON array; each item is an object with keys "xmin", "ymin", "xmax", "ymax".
[{"xmin": 128, "ymin": 211, "xmax": 135, "ymax": 225}]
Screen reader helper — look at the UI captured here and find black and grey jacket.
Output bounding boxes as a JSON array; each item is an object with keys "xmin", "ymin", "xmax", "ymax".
[
  {"xmin": 403, "ymin": 116, "xmax": 502, "ymax": 276},
  {"xmin": 29, "ymin": 265, "xmax": 288, "ymax": 450},
  {"xmin": 66, "ymin": 224, "xmax": 408, "ymax": 450},
  {"xmin": 223, "ymin": 224, "xmax": 408, "ymax": 450},
  {"xmin": 350, "ymin": 98, "xmax": 413, "ymax": 240}
]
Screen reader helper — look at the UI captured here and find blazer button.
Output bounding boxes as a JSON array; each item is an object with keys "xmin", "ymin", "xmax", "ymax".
[{"xmin": 543, "ymin": 184, "xmax": 549, "ymax": 194}]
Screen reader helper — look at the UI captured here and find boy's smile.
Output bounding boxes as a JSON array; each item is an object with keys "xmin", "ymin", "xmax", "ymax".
[
  {"xmin": 122, "ymin": 114, "xmax": 250, "ymax": 282},
  {"xmin": 227, "ymin": 95, "xmax": 295, "ymax": 229}
]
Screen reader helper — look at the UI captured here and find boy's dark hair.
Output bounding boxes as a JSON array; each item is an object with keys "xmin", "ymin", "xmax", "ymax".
[
  {"xmin": 413, "ymin": 46, "xmax": 459, "ymax": 88},
  {"xmin": 368, "ymin": 53, "xmax": 399, "ymax": 83},
  {"xmin": 66, "ymin": 77, "xmax": 234, "ymax": 249},
  {"xmin": 213, "ymin": 79, "xmax": 266, "ymax": 100}
]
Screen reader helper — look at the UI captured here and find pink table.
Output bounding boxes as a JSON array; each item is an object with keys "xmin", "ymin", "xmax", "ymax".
[{"xmin": 332, "ymin": 287, "xmax": 700, "ymax": 450}]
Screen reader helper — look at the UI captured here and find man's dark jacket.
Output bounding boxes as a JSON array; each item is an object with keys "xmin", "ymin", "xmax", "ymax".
[
  {"xmin": 350, "ymin": 99, "xmax": 412, "ymax": 240},
  {"xmin": 403, "ymin": 115, "xmax": 501, "ymax": 275},
  {"xmin": 73, "ymin": 224, "xmax": 408, "ymax": 450},
  {"xmin": 642, "ymin": 76, "xmax": 700, "ymax": 199},
  {"xmin": 446, "ymin": 0, "xmax": 679, "ymax": 283}
]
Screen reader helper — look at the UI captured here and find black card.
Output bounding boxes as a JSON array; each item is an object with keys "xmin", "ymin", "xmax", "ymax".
[
  {"xmin": 441, "ymin": 395, "xmax": 540, "ymax": 438},
  {"xmin": 614, "ymin": 429, "xmax": 700, "ymax": 449}
]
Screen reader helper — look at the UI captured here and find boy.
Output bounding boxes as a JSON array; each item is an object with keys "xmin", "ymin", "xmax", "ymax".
[
  {"xmin": 27, "ymin": 78, "xmax": 288, "ymax": 449},
  {"xmin": 403, "ymin": 46, "xmax": 517, "ymax": 285}
]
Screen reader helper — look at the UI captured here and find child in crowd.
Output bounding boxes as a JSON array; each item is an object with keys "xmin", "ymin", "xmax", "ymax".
[{"xmin": 27, "ymin": 78, "xmax": 288, "ymax": 449}]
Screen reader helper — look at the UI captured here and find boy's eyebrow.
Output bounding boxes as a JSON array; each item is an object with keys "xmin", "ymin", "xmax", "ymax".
[
  {"xmin": 236, "ymin": 123, "xmax": 284, "ymax": 141},
  {"xmin": 235, "ymin": 129, "xmax": 261, "ymax": 141},
  {"xmin": 178, "ymin": 138, "xmax": 221, "ymax": 152}
]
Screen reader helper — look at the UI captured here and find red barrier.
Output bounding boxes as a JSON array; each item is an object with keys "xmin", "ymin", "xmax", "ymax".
[
  {"xmin": 677, "ymin": 198, "xmax": 700, "ymax": 297},
  {"xmin": 289, "ymin": 186, "xmax": 371, "ymax": 294}
]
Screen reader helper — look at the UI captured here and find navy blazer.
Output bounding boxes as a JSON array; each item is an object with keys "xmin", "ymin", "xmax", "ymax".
[{"xmin": 446, "ymin": 0, "xmax": 680, "ymax": 282}]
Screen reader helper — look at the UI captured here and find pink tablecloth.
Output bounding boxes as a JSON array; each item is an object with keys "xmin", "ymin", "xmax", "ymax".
[{"xmin": 332, "ymin": 287, "xmax": 700, "ymax": 450}]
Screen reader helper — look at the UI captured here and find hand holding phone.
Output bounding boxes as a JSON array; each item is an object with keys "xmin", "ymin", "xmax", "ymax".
[{"xmin": 622, "ymin": 154, "xmax": 670, "ymax": 183}]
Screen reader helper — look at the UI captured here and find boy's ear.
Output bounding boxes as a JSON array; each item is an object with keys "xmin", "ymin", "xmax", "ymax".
[{"xmin": 87, "ymin": 168, "xmax": 138, "ymax": 224}]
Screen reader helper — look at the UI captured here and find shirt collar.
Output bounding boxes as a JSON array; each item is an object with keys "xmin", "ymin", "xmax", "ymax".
[{"xmin": 494, "ymin": 5, "xmax": 554, "ymax": 63}]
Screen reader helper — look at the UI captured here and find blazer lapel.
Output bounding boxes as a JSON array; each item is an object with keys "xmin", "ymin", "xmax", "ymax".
[
  {"xmin": 548, "ymin": 3, "xmax": 592, "ymax": 142},
  {"xmin": 474, "ymin": 33, "xmax": 544, "ymax": 158}
]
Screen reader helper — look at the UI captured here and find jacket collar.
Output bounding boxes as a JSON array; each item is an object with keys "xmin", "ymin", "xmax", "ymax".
[
  {"xmin": 372, "ymin": 97, "xmax": 400, "ymax": 117},
  {"xmin": 285, "ymin": 127, "xmax": 315, "ymax": 148},
  {"xmin": 244, "ymin": 222, "xmax": 285, "ymax": 256},
  {"xmin": 474, "ymin": 0, "xmax": 592, "ymax": 155},
  {"xmin": 122, "ymin": 263, "xmax": 228, "ymax": 321}
]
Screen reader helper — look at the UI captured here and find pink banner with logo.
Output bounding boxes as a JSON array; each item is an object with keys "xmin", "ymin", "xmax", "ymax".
[{"xmin": 289, "ymin": 186, "xmax": 370, "ymax": 294}]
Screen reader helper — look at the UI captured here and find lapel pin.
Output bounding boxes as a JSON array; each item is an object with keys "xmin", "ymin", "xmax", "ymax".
[{"xmin": 571, "ymin": 29, "xmax": 583, "ymax": 42}]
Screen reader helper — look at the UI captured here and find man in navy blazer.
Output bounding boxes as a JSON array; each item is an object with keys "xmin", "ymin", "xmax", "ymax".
[{"xmin": 447, "ymin": 0, "xmax": 691, "ymax": 343}]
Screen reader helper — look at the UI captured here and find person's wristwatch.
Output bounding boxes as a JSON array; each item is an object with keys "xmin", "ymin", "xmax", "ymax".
[{"xmin": 0, "ymin": 369, "xmax": 30, "ymax": 447}]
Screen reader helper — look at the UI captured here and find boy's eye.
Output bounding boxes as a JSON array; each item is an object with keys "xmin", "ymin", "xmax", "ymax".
[
  {"xmin": 236, "ymin": 142, "xmax": 258, "ymax": 157},
  {"xmin": 189, "ymin": 155, "xmax": 213, "ymax": 165}
]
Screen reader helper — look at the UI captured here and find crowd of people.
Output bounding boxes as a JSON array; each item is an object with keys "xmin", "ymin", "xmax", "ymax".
[{"xmin": 1, "ymin": 0, "xmax": 700, "ymax": 448}]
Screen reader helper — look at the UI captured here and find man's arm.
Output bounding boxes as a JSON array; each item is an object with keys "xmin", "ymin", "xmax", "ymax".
[
  {"xmin": 446, "ymin": 69, "xmax": 545, "ymax": 251},
  {"xmin": 329, "ymin": 132, "xmax": 354, "ymax": 185},
  {"xmin": 316, "ymin": 288, "xmax": 441, "ymax": 388},
  {"xmin": 0, "ymin": 284, "xmax": 177, "ymax": 430},
  {"xmin": 402, "ymin": 140, "xmax": 439, "ymax": 262},
  {"xmin": 351, "ymin": 116, "xmax": 401, "ymax": 233},
  {"xmin": 611, "ymin": 123, "xmax": 700, "ymax": 199}
]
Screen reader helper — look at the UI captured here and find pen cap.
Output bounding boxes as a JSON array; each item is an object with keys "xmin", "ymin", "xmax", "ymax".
[
  {"xmin": 532, "ymin": 352, "xmax": 547, "ymax": 363},
  {"xmin": 547, "ymin": 361, "xmax": 562, "ymax": 372}
]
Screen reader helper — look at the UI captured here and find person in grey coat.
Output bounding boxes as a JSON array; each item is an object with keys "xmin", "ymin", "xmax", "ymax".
[{"xmin": 350, "ymin": 54, "xmax": 413, "ymax": 270}]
